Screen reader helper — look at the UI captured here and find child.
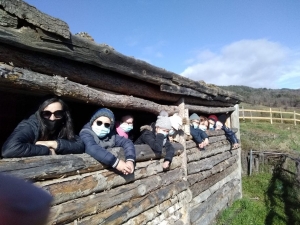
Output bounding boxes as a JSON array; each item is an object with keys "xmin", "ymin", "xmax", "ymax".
[
  {"xmin": 80, "ymin": 108, "xmax": 136, "ymax": 175},
  {"xmin": 208, "ymin": 114, "xmax": 239, "ymax": 149},
  {"xmin": 189, "ymin": 113, "xmax": 209, "ymax": 150},
  {"xmin": 135, "ymin": 111, "xmax": 174, "ymax": 171},
  {"xmin": 168, "ymin": 113, "xmax": 183, "ymax": 142},
  {"xmin": 115, "ymin": 115, "xmax": 134, "ymax": 139}
]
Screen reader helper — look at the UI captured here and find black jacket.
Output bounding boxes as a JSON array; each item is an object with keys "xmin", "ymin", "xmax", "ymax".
[
  {"xmin": 222, "ymin": 126, "xmax": 239, "ymax": 144},
  {"xmin": 190, "ymin": 125, "xmax": 208, "ymax": 145},
  {"xmin": 2, "ymin": 114, "xmax": 84, "ymax": 158},
  {"xmin": 134, "ymin": 123, "xmax": 175, "ymax": 162}
]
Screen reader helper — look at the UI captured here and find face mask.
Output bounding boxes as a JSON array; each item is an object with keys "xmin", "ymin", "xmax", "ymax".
[
  {"xmin": 161, "ymin": 131, "xmax": 168, "ymax": 137},
  {"xmin": 209, "ymin": 124, "xmax": 215, "ymax": 130},
  {"xmin": 169, "ymin": 129, "xmax": 175, "ymax": 136},
  {"xmin": 92, "ymin": 124, "xmax": 110, "ymax": 138},
  {"xmin": 43, "ymin": 119, "xmax": 63, "ymax": 132},
  {"xmin": 199, "ymin": 125, "xmax": 207, "ymax": 131},
  {"xmin": 120, "ymin": 123, "xmax": 133, "ymax": 133},
  {"xmin": 192, "ymin": 123, "xmax": 199, "ymax": 129}
]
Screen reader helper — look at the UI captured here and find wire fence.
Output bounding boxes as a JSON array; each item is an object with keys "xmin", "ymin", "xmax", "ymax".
[{"xmin": 239, "ymin": 107, "xmax": 300, "ymax": 125}]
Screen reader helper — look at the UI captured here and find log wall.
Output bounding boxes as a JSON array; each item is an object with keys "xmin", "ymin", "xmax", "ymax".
[{"xmin": 0, "ymin": 131, "xmax": 241, "ymax": 225}]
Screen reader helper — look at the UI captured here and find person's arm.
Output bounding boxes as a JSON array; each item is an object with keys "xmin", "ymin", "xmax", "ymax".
[
  {"xmin": 79, "ymin": 129, "xmax": 118, "ymax": 167},
  {"xmin": 115, "ymin": 135, "xmax": 136, "ymax": 162},
  {"xmin": 190, "ymin": 127, "xmax": 204, "ymax": 145},
  {"xmin": 164, "ymin": 140, "xmax": 175, "ymax": 163},
  {"xmin": 140, "ymin": 130, "xmax": 165, "ymax": 153},
  {"xmin": 2, "ymin": 121, "xmax": 49, "ymax": 158},
  {"xmin": 222, "ymin": 126, "xmax": 239, "ymax": 144},
  {"xmin": 55, "ymin": 135, "xmax": 85, "ymax": 154}
]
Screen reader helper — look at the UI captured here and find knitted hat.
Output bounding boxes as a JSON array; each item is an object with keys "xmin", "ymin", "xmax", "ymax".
[
  {"xmin": 208, "ymin": 114, "xmax": 218, "ymax": 123},
  {"xmin": 155, "ymin": 111, "xmax": 172, "ymax": 130},
  {"xmin": 189, "ymin": 113, "xmax": 200, "ymax": 121},
  {"xmin": 90, "ymin": 108, "xmax": 115, "ymax": 128},
  {"xmin": 169, "ymin": 113, "xmax": 182, "ymax": 130}
]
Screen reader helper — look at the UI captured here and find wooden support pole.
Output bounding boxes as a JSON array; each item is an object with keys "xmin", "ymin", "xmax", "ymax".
[
  {"xmin": 242, "ymin": 106, "xmax": 245, "ymax": 121},
  {"xmin": 270, "ymin": 108, "xmax": 273, "ymax": 124},
  {"xmin": 249, "ymin": 149, "xmax": 253, "ymax": 176},
  {"xmin": 280, "ymin": 108, "xmax": 283, "ymax": 124},
  {"xmin": 294, "ymin": 111, "xmax": 296, "ymax": 125}
]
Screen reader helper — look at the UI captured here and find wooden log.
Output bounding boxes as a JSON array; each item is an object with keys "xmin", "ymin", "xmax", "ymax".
[
  {"xmin": 187, "ymin": 149, "xmax": 238, "ymax": 175},
  {"xmin": 186, "ymin": 140, "xmax": 232, "ymax": 163},
  {"xmin": 0, "ymin": 8, "xmax": 18, "ymax": 28},
  {"xmin": 186, "ymin": 133, "xmax": 228, "ymax": 150},
  {"xmin": 190, "ymin": 179, "xmax": 240, "ymax": 225},
  {"xmin": 0, "ymin": 24, "xmax": 242, "ymax": 103},
  {"xmin": 37, "ymin": 156, "xmax": 183, "ymax": 205},
  {"xmin": 0, "ymin": 44, "xmax": 181, "ymax": 103},
  {"xmin": 187, "ymin": 155, "xmax": 237, "ymax": 186},
  {"xmin": 186, "ymin": 104, "xmax": 236, "ymax": 114},
  {"xmin": 189, "ymin": 162, "xmax": 238, "ymax": 198},
  {"xmin": 0, "ymin": 64, "xmax": 179, "ymax": 115},
  {"xmin": 185, "ymin": 97, "xmax": 234, "ymax": 107},
  {"xmin": 48, "ymin": 179, "xmax": 189, "ymax": 225},
  {"xmin": 0, "ymin": 144, "xmax": 183, "ymax": 181},
  {"xmin": 0, "ymin": 0, "xmax": 70, "ymax": 38},
  {"xmin": 160, "ymin": 84, "xmax": 210, "ymax": 99},
  {"xmin": 190, "ymin": 168, "xmax": 240, "ymax": 207}
]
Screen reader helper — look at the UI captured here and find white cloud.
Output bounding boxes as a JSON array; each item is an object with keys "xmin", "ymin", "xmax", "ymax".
[{"xmin": 181, "ymin": 39, "xmax": 300, "ymax": 89}]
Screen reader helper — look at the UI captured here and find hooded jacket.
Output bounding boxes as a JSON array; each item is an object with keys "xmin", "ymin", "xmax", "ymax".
[
  {"xmin": 80, "ymin": 123, "xmax": 136, "ymax": 168},
  {"xmin": 134, "ymin": 123, "xmax": 175, "ymax": 162},
  {"xmin": 2, "ymin": 114, "xmax": 84, "ymax": 158}
]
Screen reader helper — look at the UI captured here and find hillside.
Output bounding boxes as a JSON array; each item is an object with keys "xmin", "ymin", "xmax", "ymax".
[{"xmin": 219, "ymin": 85, "xmax": 300, "ymax": 109}]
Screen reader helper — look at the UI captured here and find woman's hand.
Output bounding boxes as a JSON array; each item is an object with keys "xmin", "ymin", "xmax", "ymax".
[
  {"xmin": 162, "ymin": 161, "xmax": 170, "ymax": 170},
  {"xmin": 203, "ymin": 138, "xmax": 209, "ymax": 146},
  {"xmin": 116, "ymin": 160, "xmax": 132, "ymax": 175},
  {"xmin": 36, "ymin": 141, "xmax": 58, "ymax": 150},
  {"xmin": 125, "ymin": 161, "xmax": 135, "ymax": 174}
]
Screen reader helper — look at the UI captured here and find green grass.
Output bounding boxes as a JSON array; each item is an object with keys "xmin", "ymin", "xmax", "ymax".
[{"xmin": 216, "ymin": 168, "xmax": 300, "ymax": 225}]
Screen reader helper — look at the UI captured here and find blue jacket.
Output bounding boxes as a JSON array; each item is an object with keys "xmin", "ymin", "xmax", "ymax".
[
  {"xmin": 80, "ymin": 123, "xmax": 136, "ymax": 167},
  {"xmin": 222, "ymin": 126, "xmax": 239, "ymax": 144},
  {"xmin": 2, "ymin": 114, "xmax": 84, "ymax": 158},
  {"xmin": 190, "ymin": 125, "xmax": 208, "ymax": 145}
]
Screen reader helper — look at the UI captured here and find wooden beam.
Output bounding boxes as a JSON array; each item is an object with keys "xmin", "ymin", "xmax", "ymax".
[
  {"xmin": 0, "ymin": 64, "xmax": 179, "ymax": 115},
  {"xmin": 186, "ymin": 104, "xmax": 236, "ymax": 114},
  {"xmin": 0, "ymin": 8, "xmax": 18, "ymax": 28},
  {"xmin": 0, "ymin": 0, "xmax": 70, "ymax": 38}
]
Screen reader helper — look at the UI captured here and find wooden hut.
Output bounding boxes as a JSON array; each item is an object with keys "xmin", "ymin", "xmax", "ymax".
[{"xmin": 0, "ymin": 1, "xmax": 243, "ymax": 224}]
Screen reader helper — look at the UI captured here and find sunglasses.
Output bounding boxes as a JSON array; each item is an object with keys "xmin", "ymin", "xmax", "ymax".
[
  {"xmin": 41, "ymin": 110, "xmax": 64, "ymax": 119},
  {"xmin": 96, "ymin": 121, "xmax": 111, "ymax": 128}
]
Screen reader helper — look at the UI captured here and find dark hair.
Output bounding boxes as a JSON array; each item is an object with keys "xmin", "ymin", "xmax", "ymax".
[{"xmin": 36, "ymin": 96, "xmax": 75, "ymax": 140}]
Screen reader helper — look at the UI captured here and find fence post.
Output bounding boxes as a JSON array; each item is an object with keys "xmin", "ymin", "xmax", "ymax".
[
  {"xmin": 270, "ymin": 108, "xmax": 273, "ymax": 124},
  {"xmin": 280, "ymin": 108, "xmax": 283, "ymax": 123},
  {"xmin": 249, "ymin": 149, "xmax": 253, "ymax": 176},
  {"xmin": 242, "ymin": 106, "xmax": 245, "ymax": 121},
  {"xmin": 294, "ymin": 111, "xmax": 296, "ymax": 125},
  {"xmin": 250, "ymin": 110, "xmax": 253, "ymax": 122}
]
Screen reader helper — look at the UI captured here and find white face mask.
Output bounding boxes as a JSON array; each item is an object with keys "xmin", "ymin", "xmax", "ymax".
[
  {"xmin": 120, "ymin": 123, "xmax": 133, "ymax": 133},
  {"xmin": 169, "ymin": 129, "xmax": 175, "ymax": 136},
  {"xmin": 192, "ymin": 122, "xmax": 199, "ymax": 129},
  {"xmin": 92, "ymin": 124, "xmax": 110, "ymax": 138},
  {"xmin": 161, "ymin": 131, "xmax": 168, "ymax": 137},
  {"xmin": 209, "ymin": 124, "xmax": 215, "ymax": 130},
  {"xmin": 199, "ymin": 125, "xmax": 207, "ymax": 131}
]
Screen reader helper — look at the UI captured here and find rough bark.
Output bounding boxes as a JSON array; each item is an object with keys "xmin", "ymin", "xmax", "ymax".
[
  {"xmin": 0, "ymin": 8, "xmax": 18, "ymax": 28},
  {"xmin": 186, "ymin": 104, "xmax": 236, "ymax": 114},
  {"xmin": 0, "ymin": 0, "xmax": 70, "ymax": 38},
  {"xmin": 0, "ymin": 144, "xmax": 183, "ymax": 181},
  {"xmin": 187, "ymin": 149, "xmax": 238, "ymax": 175},
  {"xmin": 48, "ymin": 178, "xmax": 188, "ymax": 225},
  {"xmin": 37, "ymin": 156, "xmax": 183, "ymax": 205},
  {"xmin": 0, "ymin": 64, "xmax": 178, "ymax": 115}
]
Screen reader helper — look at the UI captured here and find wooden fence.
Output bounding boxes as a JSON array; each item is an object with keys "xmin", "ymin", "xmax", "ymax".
[{"xmin": 239, "ymin": 107, "xmax": 300, "ymax": 125}]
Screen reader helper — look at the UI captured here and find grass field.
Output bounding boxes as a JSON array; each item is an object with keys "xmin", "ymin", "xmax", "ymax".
[{"xmin": 216, "ymin": 120, "xmax": 300, "ymax": 225}]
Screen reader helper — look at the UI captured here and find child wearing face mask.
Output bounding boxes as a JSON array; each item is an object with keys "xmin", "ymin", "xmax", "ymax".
[
  {"xmin": 80, "ymin": 108, "xmax": 136, "ymax": 175},
  {"xmin": 134, "ymin": 111, "xmax": 175, "ymax": 171},
  {"xmin": 168, "ymin": 113, "xmax": 183, "ymax": 143},
  {"xmin": 189, "ymin": 113, "xmax": 209, "ymax": 150},
  {"xmin": 115, "ymin": 115, "xmax": 134, "ymax": 139},
  {"xmin": 208, "ymin": 114, "xmax": 239, "ymax": 149}
]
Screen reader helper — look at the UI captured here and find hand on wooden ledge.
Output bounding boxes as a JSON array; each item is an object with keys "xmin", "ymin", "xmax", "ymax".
[
  {"xmin": 116, "ymin": 160, "xmax": 133, "ymax": 175},
  {"xmin": 162, "ymin": 161, "xmax": 170, "ymax": 171},
  {"xmin": 232, "ymin": 143, "xmax": 240, "ymax": 149}
]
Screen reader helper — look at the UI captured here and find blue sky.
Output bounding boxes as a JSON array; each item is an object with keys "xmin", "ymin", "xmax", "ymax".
[{"xmin": 25, "ymin": 0, "xmax": 300, "ymax": 89}]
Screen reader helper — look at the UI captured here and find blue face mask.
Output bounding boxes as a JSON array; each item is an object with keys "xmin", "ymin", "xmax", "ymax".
[
  {"xmin": 199, "ymin": 125, "xmax": 207, "ymax": 131},
  {"xmin": 120, "ymin": 123, "xmax": 133, "ymax": 133},
  {"xmin": 92, "ymin": 124, "xmax": 110, "ymax": 138},
  {"xmin": 209, "ymin": 124, "xmax": 215, "ymax": 130},
  {"xmin": 169, "ymin": 129, "xmax": 175, "ymax": 136},
  {"xmin": 161, "ymin": 131, "xmax": 168, "ymax": 137},
  {"xmin": 192, "ymin": 122, "xmax": 199, "ymax": 129}
]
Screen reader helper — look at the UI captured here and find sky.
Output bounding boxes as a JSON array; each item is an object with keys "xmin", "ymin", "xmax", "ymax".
[{"xmin": 25, "ymin": 0, "xmax": 300, "ymax": 89}]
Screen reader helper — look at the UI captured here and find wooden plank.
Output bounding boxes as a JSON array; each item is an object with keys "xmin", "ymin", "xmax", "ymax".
[
  {"xmin": 187, "ymin": 149, "xmax": 238, "ymax": 175},
  {"xmin": 189, "ymin": 162, "xmax": 238, "ymax": 198},
  {"xmin": 0, "ymin": 44, "xmax": 180, "ymax": 103},
  {"xmin": 186, "ymin": 104, "xmax": 236, "ymax": 114},
  {"xmin": 0, "ymin": 144, "xmax": 183, "ymax": 181},
  {"xmin": 0, "ymin": 8, "xmax": 18, "ymax": 28},
  {"xmin": 190, "ymin": 179, "xmax": 240, "ymax": 225},
  {"xmin": 37, "ymin": 156, "xmax": 183, "ymax": 205},
  {"xmin": 187, "ymin": 155, "xmax": 237, "ymax": 186},
  {"xmin": 48, "ymin": 179, "xmax": 189, "ymax": 225},
  {"xmin": 160, "ymin": 84, "xmax": 210, "ymax": 99},
  {"xmin": 0, "ymin": 0, "xmax": 70, "ymax": 38},
  {"xmin": 0, "ymin": 64, "xmax": 179, "ymax": 115}
]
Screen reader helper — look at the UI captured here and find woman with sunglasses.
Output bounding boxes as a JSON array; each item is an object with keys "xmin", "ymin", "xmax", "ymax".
[
  {"xmin": 2, "ymin": 96, "xmax": 84, "ymax": 158},
  {"xmin": 79, "ymin": 108, "xmax": 136, "ymax": 175}
]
